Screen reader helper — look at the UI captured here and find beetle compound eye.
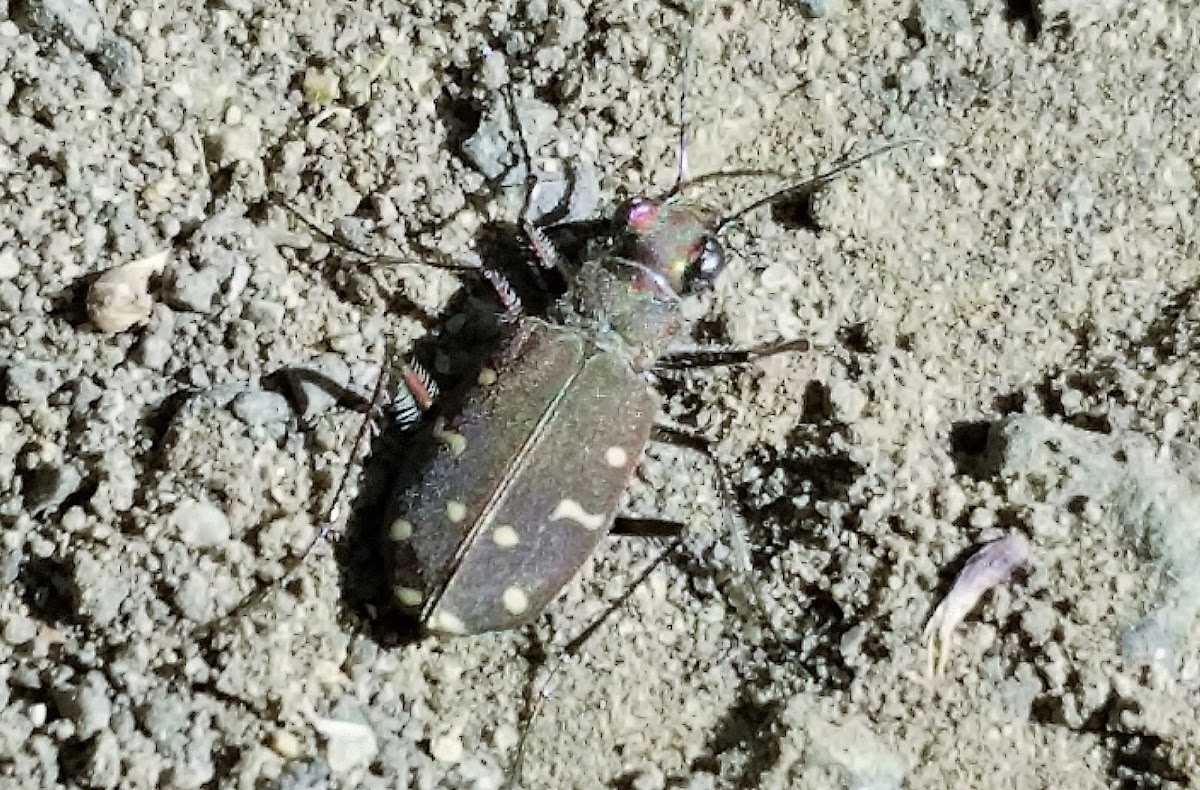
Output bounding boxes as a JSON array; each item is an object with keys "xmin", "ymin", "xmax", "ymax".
[
  {"xmin": 623, "ymin": 198, "xmax": 658, "ymax": 232},
  {"xmin": 700, "ymin": 238, "xmax": 723, "ymax": 275},
  {"xmin": 686, "ymin": 237, "xmax": 725, "ymax": 292}
]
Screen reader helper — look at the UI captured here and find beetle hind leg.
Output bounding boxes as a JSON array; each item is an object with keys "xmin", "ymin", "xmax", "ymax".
[
  {"xmin": 386, "ymin": 357, "xmax": 439, "ymax": 431},
  {"xmin": 647, "ymin": 422, "xmax": 791, "ymax": 643},
  {"xmin": 610, "ymin": 516, "xmax": 686, "ymax": 538},
  {"xmin": 654, "ymin": 336, "xmax": 813, "ymax": 371}
]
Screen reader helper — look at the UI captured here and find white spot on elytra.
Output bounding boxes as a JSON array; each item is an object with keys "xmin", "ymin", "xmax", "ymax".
[
  {"xmin": 477, "ymin": 367, "xmax": 497, "ymax": 386},
  {"xmin": 396, "ymin": 586, "xmax": 423, "ymax": 606},
  {"xmin": 433, "ymin": 417, "xmax": 467, "ymax": 456},
  {"xmin": 550, "ymin": 498, "xmax": 606, "ymax": 531},
  {"xmin": 492, "ymin": 524, "xmax": 520, "ymax": 547},
  {"xmin": 501, "ymin": 586, "xmax": 529, "ymax": 616},
  {"xmin": 389, "ymin": 518, "xmax": 413, "ymax": 541},
  {"xmin": 604, "ymin": 445, "xmax": 628, "ymax": 468},
  {"xmin": 445, "ymin": 500, "xmax": 467, "ymax": 523},
  {"xmin": 432, "ymin": 610, "xmax": 466, "ymax": 635}
]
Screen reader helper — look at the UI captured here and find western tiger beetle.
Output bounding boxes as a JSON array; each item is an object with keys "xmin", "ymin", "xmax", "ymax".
[
  {"xmin": 321, "ymin": 42, "xmax": 916, "ymax": 640},
  {"xmin": 220, "ymin": 1, "xmax": 918, "ymax": 783}
]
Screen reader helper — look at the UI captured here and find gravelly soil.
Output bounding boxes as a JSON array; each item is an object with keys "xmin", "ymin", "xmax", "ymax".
[{"xmin": 1, "ymin": 0, "xmax": 1198, "ymax": 787}]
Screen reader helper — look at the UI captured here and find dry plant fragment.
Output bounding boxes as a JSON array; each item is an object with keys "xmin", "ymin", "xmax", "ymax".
[
  {"xmin": 86, "ymin": 249, "xmax": 168, "ymax": 333},
  {"xmin": 924, "ymin": 531, "xmax": 1031, "ymax": 677}
]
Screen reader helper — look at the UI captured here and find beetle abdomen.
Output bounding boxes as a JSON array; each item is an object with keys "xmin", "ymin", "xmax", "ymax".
[{"xmin": 387, "ymin": 319, "xmax": 657, "ymax": 634}]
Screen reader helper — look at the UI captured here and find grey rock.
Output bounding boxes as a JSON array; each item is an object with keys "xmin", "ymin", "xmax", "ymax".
[
  {"xmin": 136, "ymin": 333, "xmax": 173, "ymax": 370},
  {"xmin": 461, "ymin": 100, "xmax": 520, "ymax": 181},
  {"xmin": 461, "ymin": 95, "xmax": 599, "ymax": 224},
  {"xmin": 230, "ymin": 390, "xmax": 291, "ymax": 427},
  {"xmin": 23, "ymin": 464, "xmax": 82, "ymax": 515},
  {"xmin": 85, "ymin": 731, "xmax": 122, "ymax": 789},
  {"xmin": 172, "ymin": 572, "xmax": 212, "ymax": 622},
  {"xmin": 51, "ymin": 671, "xmax": 112, "ymax": 738},
  {"xmin": 3, "ymin": 614, "xmax": 39, "ymax": 646},
  {"xmin": 170, "ymin": 499, "xmax": 231, "ymax": 547},
  {"xmin": 93, "ymin": 32, "xmax": 142, "ymax": 87},
  {"xmin": 19, "ymin": 0, "xmax": 105, "ymax": 52},
  {"xmin": 166, "ymin": 266, "xmax": 222, "ymax": 313},
  {"xmin": 917, "ymin": 0, "xmax": 972, "ymax": 34},
  {"xmin": 17, "ymin": 0, "xmax": 141, "ymax": 86},
  {"xmin": 138, "ymin": 696, "xmax": 187, "ymax": 750},
  {"xmin": 73, "ymin": 554, "xmax": 128, "ymax": 627},
  {"xmin": 789, "ymin": 0, "xmax": 842, "ymax": 16},
  {"xmin": 4, "ymin": 362, "xmax": 54, "ymax": 405}
]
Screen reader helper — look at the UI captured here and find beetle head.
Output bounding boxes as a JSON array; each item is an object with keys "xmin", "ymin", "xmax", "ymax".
[{"xmin": 612, "ymin": 196, "xmax": 725, "ymax": 299}]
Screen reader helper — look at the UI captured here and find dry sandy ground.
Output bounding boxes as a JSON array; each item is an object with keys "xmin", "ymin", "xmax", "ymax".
[{"xmin": 1, "ymin": 0, "xmax": 1198, "ymax": 787}]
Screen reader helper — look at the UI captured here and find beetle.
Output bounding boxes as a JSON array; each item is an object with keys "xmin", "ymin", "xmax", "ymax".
[
  {"xmin": 246, "ymin": 2, "xmax": 916, "ymax": 644},
  {"xmin": 374, "ymin": 98, "xmax": 911, "ymax": 637}
]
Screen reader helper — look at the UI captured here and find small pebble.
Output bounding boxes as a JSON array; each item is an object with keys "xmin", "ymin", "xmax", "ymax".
[
  {"xmin": 492, "ymin": 724, "xmax": 519, "ymax": 751},
  {"xmin": 5, "ymin": 362, "xmax": 54, "ymax": 404},
  {"xmin": 430, "ymin": 731, "xmax": 464, "ymax": 764},
  {"xmin": 21, "ymin": 0, "xmax": 103, "ymax": 51},
  {"xmin": 51, "ymin": 671, "xmax": 113, "ymax": 738},
  {"xmin": 789, "ymin": 0, "xmax": 842, "ymax": 16},
  {"xmin": 245, "ymin": 299, "xmax": 285, "ymax": 329},
  {"xmin": 3, "ymin": 614, "xmax": 38, "ymax": 646},
  {"xmin": 271, "ymin": 729, "xmax": 302, "ymax": 760},
  {"xmin": 231, "ymin": 390, "xmax": 291, "ymax": 427},
  {"xmin": 166, "ymin": 266, "xmax": 222, "ymax": 313},
  {"xmin": 87, "ymin": 250, "xmax": 167, "ymax": 333},
  {"xmin": 136, "ymin": 334, "xmax": 173, "ymax": 370},
  {"xmin": 212, "ymin": 122, "xmax": 263, "ymax": 166},
  {"xmin": 172, "ymin": 572, "xmax": 212, "ymax": 622},
  {"xmin": 968, "ymin": 507, "xmax": 997, "ymax": 529},
  {"xmin": 0, "ymin": 248, "xmax": 19, "ymax": 279},
  {"xmin": 86, "ymin": 732, "xmax": 122, "ymax": 788},
  {"xmin": 23, "ymin": 464, "xmax": 82, "ymax": 515},
  {"xmin": 171, "ymin": 499, "xmax": 231, "ymax": 547},
  {"xmin": 61, "ymin": 506, "xmax": 87, "ymax": 532},
  {"xmin": 303, "ymin": 68, "xmax": 340, "ymax": 104},
  {"xmin": 311, "ymin": 716, "xmax": 378, "ymax": 772}
]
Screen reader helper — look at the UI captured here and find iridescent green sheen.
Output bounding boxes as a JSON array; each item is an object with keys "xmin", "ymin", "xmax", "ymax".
[{"xmin": 614, "ymin": 199, "xmax": 711, "ymax": 295}]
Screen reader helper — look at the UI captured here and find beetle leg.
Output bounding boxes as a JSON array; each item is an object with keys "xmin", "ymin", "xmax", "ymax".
[
  {"xmin": 648, "ymin": 423, "xmax": 784, "ymax": 641},
  {"xmin": 497, "ymin": 77, "xmax": 572, "ymax": 282},
  {"xmin": 510, "ymin": 535, "xmax": 683, "ymax": 786},
  {"xmin": 388, "ymin": 358, "xmax": 439, "ymax": 431},
  {"xmin": 521, "ymin": 220, "xmax": 563, "ymax": 274},
  {"xmin": 509, "ymin": 423, "xmax": 781, "ymax": 784},
  {"xmin": 194, "ymin": 363, "xmax": 395, "ymax": 633},
  {"xmin": 479, "ymin": 266, "xmax": 525, "ymax": 323},
  {"xmin": 610, "ymin": 516, "xmax": 685, "ymax": 538},
  {"xmin": 654, "ymin": 336, "xmax": 813, "ymax": 370},
  {"xmin": 272, "ymin": 194, "xmax": 525, "ymax": 324}
]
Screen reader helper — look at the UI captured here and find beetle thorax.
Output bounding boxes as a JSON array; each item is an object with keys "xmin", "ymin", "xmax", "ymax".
[
  {"xmin": 549, "ymin": 195, "xmax": 726, "ymax": 368},
  {"xmin": 551, "ymin": 259, "xmax": 685, "ymax": 369}
]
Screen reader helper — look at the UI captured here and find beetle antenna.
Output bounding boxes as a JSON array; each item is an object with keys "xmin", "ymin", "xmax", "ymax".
[
  {"xmin": 273, "ymin": 196, "xmax": 482, "ymax": 273},
  {"xmin": 713, "ymin": 138, "xmax": 925, "ymax": 233},
  {"xmin": 669, "ymin": 1, "xmax": 705, "ymax": 194}
]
